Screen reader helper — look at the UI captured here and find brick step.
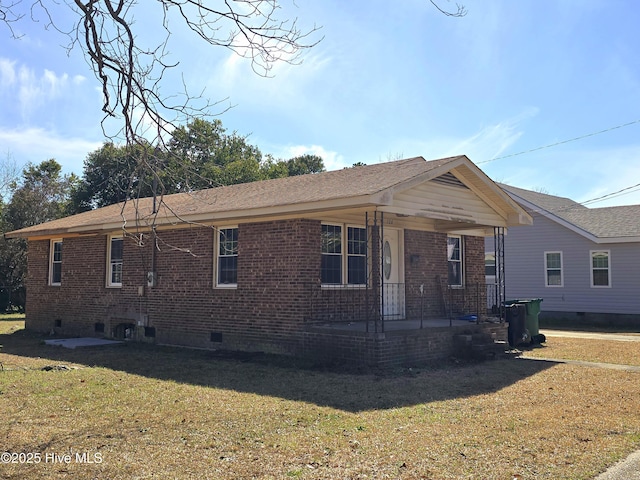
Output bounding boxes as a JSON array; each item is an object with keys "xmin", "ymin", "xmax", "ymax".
[{"xmin": 453, "ymin": 334, "xmax": 508, "ymax": 360}]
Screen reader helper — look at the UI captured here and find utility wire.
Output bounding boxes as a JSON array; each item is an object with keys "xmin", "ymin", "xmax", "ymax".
[
  {"xmin": 477, "ymin": 118, "xmax": 640, "ymax": 165},
  {"xmin": 478, "ymin": 118, "xmax": 640, "ymax": 207},
  {"xmin": 580, "ymin": 182, "xmax": 640, "ymax": 206}
]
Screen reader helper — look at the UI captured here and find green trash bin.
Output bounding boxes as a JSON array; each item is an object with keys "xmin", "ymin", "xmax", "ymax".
[{"xmin": 504, "ymin": 299, "xmax": 545, "ymax": 344}]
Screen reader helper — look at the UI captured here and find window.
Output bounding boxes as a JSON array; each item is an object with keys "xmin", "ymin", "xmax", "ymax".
[
  {"xmin": 447, "ymin": 236, "xmax": 463, "ymax": 287},
  {"xmin": 321, "ymin": 224, "xmax": 342, "ymax": 284},
  {"xmin": 591, "ymin": 250, "xmax": 610, "ymax": 287},
  {"xmin": 49, "ymin": 239, "xmax": 62, "ymax": 286},
  {"xmin": 484, "ymin": 253, "xmax": 496, "ymax": 277},
  {"xmin": 108, "ymin": 236, "xmax": 123, "ymax": 287},
  {"xmin": 347, "ymin": 226, "xmax": 367, "ymax": 284},
  {"xmin": 321, "ymin": 224, "xmax": 367, "ymax": 285},
  {"xmin": 545, "ymin": 251, "xmax": 563, "ymax": 287},
  {"xmin": 217, "ymin": 227, "xmax": 238, "ymax": 286}
]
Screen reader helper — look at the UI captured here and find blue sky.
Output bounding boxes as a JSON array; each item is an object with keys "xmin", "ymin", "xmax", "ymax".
[{"xmin": 1, "ymin": 0, "xmax": 640, "ymax": 207}]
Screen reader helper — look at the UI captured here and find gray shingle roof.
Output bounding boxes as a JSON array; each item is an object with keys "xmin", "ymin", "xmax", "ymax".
[{"xmin": 500, "ymin": 184, "xmax": 640, "ymax": 239}]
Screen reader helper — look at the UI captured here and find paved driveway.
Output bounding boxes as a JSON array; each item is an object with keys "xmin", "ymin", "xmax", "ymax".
[{"xmin": 541, "ymin": 329, "xmax": 640, "ymax": 342}]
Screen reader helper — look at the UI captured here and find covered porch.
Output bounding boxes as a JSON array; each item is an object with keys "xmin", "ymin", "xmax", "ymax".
[
  {"xmin": 295, "ymin": 158, "xmax": 530, "ymax": 367},
  {"xmin": 302, "ymin": 276, "xmax": 509, "ymax": 368}
]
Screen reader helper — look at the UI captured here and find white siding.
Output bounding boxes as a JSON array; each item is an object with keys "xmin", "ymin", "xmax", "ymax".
[{"xmin": 393, "ymin": 182, "xmax": 507, "ymax": 227}]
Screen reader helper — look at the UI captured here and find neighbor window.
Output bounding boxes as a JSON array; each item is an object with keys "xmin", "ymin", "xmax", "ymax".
[
  {"xmin": 591, "ymin": 250, "xmax": 610, "ymax": 287},
  {"xmin": 321, "ymin": 224, "xmax": 367, "ymax": 285},
  {"xmin": 108, "ymin": 236, "xmax": 123, "ymax": 287},
  {"xmin": 217, "ymin": 227, "xmax": 238, "ymax": 286},
  {"xmin": 49, "ymin": 239, "xmax": 62, "ymax": 286},
  {"xmin": 485, "ymin": 253, "xmax": 496, "ymax": 277},
  {"xmin": 545, "ymin": 251, "xmax": 563, "ymax": 287},
  {"xmin": 447, "ymin": 236, "xmax": 463, "ymax": 287}
]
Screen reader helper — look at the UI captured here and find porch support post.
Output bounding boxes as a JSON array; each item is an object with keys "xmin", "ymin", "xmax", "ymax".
[
  {"xmin": 369, "ymin": 211, "xmax": 382, "ymax": 334},
  {"xmin": 365, "ymin": 211, "xmax": 369, "ymax": 334},
  {"xmin": 380, "ymin": 211, "xmax": 385, "ymax": 333},
  {"xmin": 494, "ymin": 227, "xmax": 506, "ymax": 322}
]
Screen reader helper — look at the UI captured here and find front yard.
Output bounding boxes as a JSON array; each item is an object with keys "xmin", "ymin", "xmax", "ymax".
[{"xmin": 1, "ymin": 317, "xmax": 639, "ymax": 479}]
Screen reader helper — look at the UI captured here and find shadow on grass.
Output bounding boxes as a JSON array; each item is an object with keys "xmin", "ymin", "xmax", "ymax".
[{"xmin": 0, "ymin": 328, "xmax": 556, "ymax": 413}]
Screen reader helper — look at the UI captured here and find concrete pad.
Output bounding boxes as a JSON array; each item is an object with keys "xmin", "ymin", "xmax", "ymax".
[
  {"xmin": 44, "ymin": 337, "xmax": 124, "ymax": 349},
  {"xmin": 596, "ymin": 450, "xmax": 640, "ymax": 479}
]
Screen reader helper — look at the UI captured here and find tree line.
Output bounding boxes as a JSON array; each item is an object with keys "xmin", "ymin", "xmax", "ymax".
[{"xmin": 0, "ymin": 119, "xmax": 325, "ymax": 312}]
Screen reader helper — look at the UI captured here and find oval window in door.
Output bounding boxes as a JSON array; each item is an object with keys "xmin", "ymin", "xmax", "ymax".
[{"xmin": 383, "ymin": 240, "xmax": 392, "ymax": 280}]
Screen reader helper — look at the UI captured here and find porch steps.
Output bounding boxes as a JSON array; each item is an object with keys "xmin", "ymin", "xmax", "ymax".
[{"xmin": 453, "ymin": 332, "xmax": 508, "ymax": 360}]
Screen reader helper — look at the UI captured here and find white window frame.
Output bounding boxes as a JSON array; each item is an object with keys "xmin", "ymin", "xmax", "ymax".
[
  {"xmin": 215, "ymin": 226, "xmax": 238, "ymax": 288},
  {"xmin": 544, "ymin": 251, "xmax": 564, "ymax": 287},
  {"xmin": 107, "ymin": 235, "xmax": 123, "ymax": 288},
  {"xmin": 321, "ymin": 223, "xmax": 368, "ymax": 287},
  {"xmin": 49, "ymin": 239, "xmax": 63, "ymax": 286},
  {"xmin": 590, "ymin": 250, "xmax": 611, "ymax": 288},
  {"xmin": 447, "ymin": 235, "xmax": 464, "ymax": 288}
]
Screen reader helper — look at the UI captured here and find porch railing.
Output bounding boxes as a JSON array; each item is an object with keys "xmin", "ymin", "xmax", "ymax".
[{"xmin": 307, "ymin": 281, "xmax": 497, "ymax": 328}]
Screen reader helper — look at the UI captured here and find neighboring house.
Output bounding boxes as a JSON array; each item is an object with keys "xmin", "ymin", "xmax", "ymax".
[
  {"xmin": 7, "ymin": 156, "xmax": 531, "ymax": 367},
  {"xmin": 486, "ymin": 184, "xmax": 640, "ymax": 326}
]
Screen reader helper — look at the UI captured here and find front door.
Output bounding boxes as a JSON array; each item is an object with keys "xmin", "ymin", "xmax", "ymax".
[{"xmin": 381, "ymin": 228, "xmax": 405, "ymax": 319}]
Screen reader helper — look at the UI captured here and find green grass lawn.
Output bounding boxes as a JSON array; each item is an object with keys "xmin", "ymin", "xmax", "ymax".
[{"xmin": 1, "ymin": 319, "xmax": 639, "ymax": 479}]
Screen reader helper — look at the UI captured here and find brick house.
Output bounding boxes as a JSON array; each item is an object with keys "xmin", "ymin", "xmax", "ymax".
[{"xmin": 7, "ymin": 156, "xmax": 531, "ymax": 367}]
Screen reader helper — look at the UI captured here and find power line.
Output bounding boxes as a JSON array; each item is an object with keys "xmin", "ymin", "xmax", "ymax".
[
  {"xmin": 476, "ymin": 118, "xmax": 640, "ymax": 207},
  {"xmin": 477, "ymin": 118, "xmax": 640, "ymax": 165},
  {"xmin": 580, "ymin": 182, "xmax": 640, "ymax": 206}
]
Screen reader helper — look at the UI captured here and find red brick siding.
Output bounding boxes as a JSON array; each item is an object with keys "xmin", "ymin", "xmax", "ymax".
[
  {"xmin": 26, "ymin": 219, "xmax": 321, "ymax": 354},
  {"xmin": 403, "ymin": 231, "xmax": 487, "ymax": 319},
  {"xmin": 26, "ymin": 234, "xmax": 151, "ymax": 335},
  {"xmin": 404, "ymin": 230, "xmax": 448, "ymax": 318},
  {"xmin": 24, "ymin": 221, "xmax": 490, "ymax": 365},
  {"xmin": 304, "ymin": 323, "xmax": 507, "ymax": 368},
  {"xmin": 129, "ymin": 219, "xmax": 321, "ymax": 352}
]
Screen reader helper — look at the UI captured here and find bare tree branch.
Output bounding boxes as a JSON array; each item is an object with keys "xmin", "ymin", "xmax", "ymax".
[
  {"xmin": 1, "ymin": 0, "xmax": 465, "ymax": 249},
  {"xmin": 430, "ymin": 0, "xmax": 466, "ymax": 17},
  {"xmin": 57, "ymin": 0, "xmax": 322, "ymax": 149}
]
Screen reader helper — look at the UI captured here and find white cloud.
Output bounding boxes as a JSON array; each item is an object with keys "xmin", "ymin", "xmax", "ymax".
[
  {"xmin": 210, "ymin": 49, "xmax": 332, "ymax": 106},
  {"xmin": 273, "ymin": 144, "xmax": 345, "ymax": 171},
  {"xmin": 0, "ymin": 59, "xmax": 79, "ymax": 119},
  {"xmin": 0, "ymin": 127, "xmax": 103, "ymax": 174},
  {"xmin": 454, "ymin": 107, "xmax": 540, "ymax": 163},
  {"xmin": 376, "ymin": 108, "xmax": 540, "ymax": 168},
  {"xmin": 0, "ymin": 58, "xmax": 16, "ymax": 87},
  {"xmin": 18, "ymin": 66, "xmax": 72, "ymax": 116}
]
